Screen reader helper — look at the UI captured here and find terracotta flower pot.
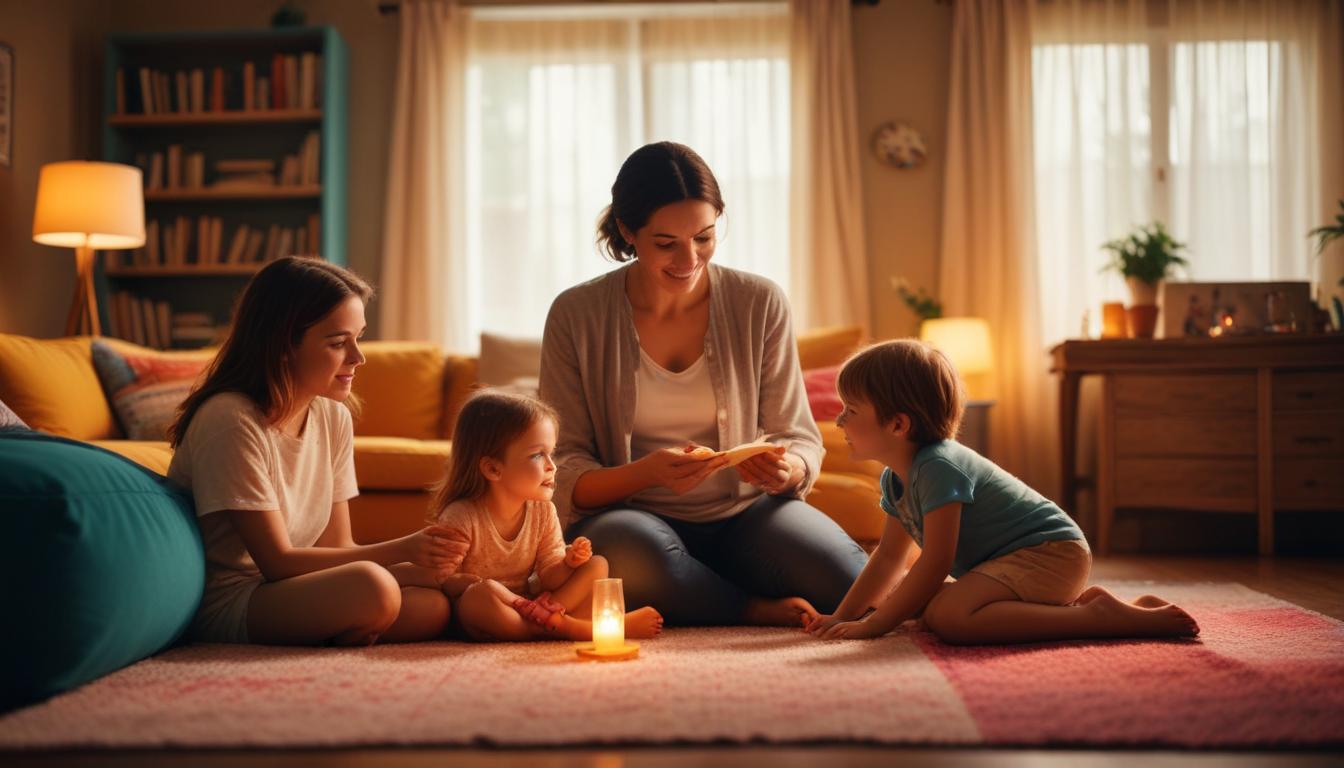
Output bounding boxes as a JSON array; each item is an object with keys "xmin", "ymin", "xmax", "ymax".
[{"xmin": 1127, "ymin": 304, "xmax": 1159, "ymax": 338}]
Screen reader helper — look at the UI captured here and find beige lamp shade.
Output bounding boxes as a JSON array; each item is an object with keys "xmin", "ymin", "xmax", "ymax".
[
  {"xmin": 32, "ymin": 161, "xmax": 145, "ymax": 249},
  {"xmin": 920, "ymin": 317, "xmax": 993, "ymax": 375}
]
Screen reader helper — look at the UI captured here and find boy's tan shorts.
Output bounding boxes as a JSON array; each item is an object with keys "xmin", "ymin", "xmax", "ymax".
[{"xmin": 969, "ymin": 539, "xmax": 1092, "ymax": 605}]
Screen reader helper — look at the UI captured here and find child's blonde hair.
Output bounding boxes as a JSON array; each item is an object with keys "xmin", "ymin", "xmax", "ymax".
[
  {"xmin": 836, "ymin": 339, "xmax": 965, "ymax": 446},
  {"xmin": 430, "ymin": 390, "xmax": 559, "ymax": 515}
]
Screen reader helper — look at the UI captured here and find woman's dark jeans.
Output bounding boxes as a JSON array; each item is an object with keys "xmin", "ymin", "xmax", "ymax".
[{"xmin": 566, "ymin": 495, "xmax": 869, "ymax": 626}]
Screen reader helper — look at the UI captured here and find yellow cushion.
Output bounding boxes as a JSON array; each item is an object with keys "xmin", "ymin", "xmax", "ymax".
[
  {"xmin": 0, "ymin": 335, "xmax": 116, "ymax": 440},
  {"xmin": 352, "ymin": 436, "xmax": 451, "ymax": 491},
  {"xmin": 88, "ymin": 439, "xmax": 174, "ymax": 475},
  {"xmin": 349, "ymin": 491, "xmax": 436, "ymax": 544},
  {"xmin": 809, "ymin": 471, "xmax": 884, "ymax": 543},
  {"xmin": 352, "ymin": 342, "xmax": 447, "ymax": 440},
  {"xmin": 795, "ymin": 325, "xmax": 864, "ymax": 370}
]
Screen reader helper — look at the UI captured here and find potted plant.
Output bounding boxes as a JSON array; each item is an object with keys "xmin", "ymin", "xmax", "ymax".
[
  {"xmin": 1309, "ymin": 199, "xmax": 1344, "ymax": 330},
  {"xmin": 1101, "ymin": 222, "xmax": 1189, "ymax": 338}
]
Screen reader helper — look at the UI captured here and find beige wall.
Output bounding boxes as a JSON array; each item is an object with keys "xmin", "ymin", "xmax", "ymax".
[
  {"xmin": 0, "ymin": 0, "xmax": 951, "ymax": 341},
  {"xmin": 851, "ymin": 0, "xmax": 953, "ymax": 341},
  {"xmin": 0, "ymin": 0, "xmax": 110, "ymax": 337}
]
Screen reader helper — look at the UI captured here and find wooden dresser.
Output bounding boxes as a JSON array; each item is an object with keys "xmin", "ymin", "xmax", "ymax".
[{"xmin": 1050, "ymin": 335, "xmax": 1344, "ymax": 554}]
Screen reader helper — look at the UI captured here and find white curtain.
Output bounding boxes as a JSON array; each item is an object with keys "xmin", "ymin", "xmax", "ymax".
[
  {"xmin": 788, "ymin": 0, "xmax": 871, "ymax": 333},
  {"xmin": 459, "ymin": 3, "xmax": 790, "ymax": 346},
  {"xmin": 1031, "ymin": 0, "xmax": 1342, "ymax": 345},
  {"xmin": 379, "ymin": 0, "xmax": 468, "ymax": 347},
  {"xmin": 939, "ymin": 0, "xmax": 1053, "ymax": 494}
]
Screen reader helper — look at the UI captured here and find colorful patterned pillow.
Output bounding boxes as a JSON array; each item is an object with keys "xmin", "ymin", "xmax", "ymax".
[
  {"xmin": 0, "ymin": 397, "xmax": 30, "ymax": 431},
  {"xmin": 803, "ymin": 365, "xmax": 844, "ymax": 423},
  {"xmin": 91, "ymin": 341, "xmax": 210, "ymax": 441}
]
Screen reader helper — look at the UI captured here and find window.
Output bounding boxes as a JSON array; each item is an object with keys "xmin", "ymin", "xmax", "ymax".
[
  {"xmin": 461, "ymin": 4, "xmax": 790, "ymax": 341},
  {"xmin": 1030, "ymin": 3, "xmax": 1323, "ymax": 343}
]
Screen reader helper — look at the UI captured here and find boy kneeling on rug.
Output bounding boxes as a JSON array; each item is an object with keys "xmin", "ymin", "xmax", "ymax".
[{"xmin": 805, "ymin": 340, "xmax": 1199, "ymax": 645}]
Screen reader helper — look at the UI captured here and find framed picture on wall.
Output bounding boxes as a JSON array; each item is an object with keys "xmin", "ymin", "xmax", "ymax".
[{"xmin": 0, "ymin": 41, "xmax": 11, "ymax": 168}]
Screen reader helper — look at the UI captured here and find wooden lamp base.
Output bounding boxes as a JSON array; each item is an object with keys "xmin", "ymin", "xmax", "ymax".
[{"xmin": 64, "ymin": 245, "xmax": 101, "ymax": 337}]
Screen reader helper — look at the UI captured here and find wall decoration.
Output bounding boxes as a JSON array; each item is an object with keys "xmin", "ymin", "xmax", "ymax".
[
  {"xmin": 0, "ymin": 41, "xmax": 12, "ymax": 168},
  {"xmin": 871, "ymin": 121, "xmax": 926, "ymax": 169}
]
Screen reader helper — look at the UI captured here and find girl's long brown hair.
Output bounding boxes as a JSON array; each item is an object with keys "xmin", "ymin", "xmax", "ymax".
[
  {"xmin": 430, "ymin": 391, "xmax": 558, "ymax": 515},
  {"xmin": 169, "ymin": 257, "xmax": 373, "ymax": 447}
]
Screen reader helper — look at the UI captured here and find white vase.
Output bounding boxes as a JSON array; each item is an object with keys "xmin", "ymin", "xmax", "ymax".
[{"xmin": 1126, "ymin": 277, "xmax": 1159, "ymax": 307}]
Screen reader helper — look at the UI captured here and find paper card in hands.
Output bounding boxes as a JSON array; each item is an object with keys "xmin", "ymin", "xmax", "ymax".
[{"xmin": 685, "ymin": 441, "xmax": 780, "ymax": 467}]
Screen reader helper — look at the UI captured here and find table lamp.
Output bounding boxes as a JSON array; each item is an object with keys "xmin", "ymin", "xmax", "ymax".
[
  {"xmin": 919, "ymin": 317, "xmax": 993, "ymax": 377},
  {"xmin": 32, "ymin": 161, "xmax": 145, "ymax": 336}
]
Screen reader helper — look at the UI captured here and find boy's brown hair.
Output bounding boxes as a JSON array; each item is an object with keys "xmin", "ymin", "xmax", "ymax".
[
  {"xmin": 836, "ymin": 339, "xmax": 965, "ymax": 446},
  {"xmin": 429, "ymin": 390, "xmax": 559, "ymax": 517}
]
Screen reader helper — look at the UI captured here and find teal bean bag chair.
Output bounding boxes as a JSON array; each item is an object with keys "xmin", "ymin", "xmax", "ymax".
[{"xmin": 0, "ymin": 428, "xmax": 204, "ymax": 711}]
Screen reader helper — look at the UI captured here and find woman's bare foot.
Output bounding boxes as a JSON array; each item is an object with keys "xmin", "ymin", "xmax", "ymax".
[
  {"xmin": 1086, "ymin": 588, "xmax": 1200, "ymax": 637},
  {"xmin": 744, "ymin": 596, "xmax": 819, "ymax": 627},
  {"xmin": 624, "ymin": 606, "xmax": 664, "ymax": 639}
]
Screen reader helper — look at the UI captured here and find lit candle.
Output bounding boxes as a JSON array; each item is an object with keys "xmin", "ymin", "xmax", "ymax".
[{"xmin": 591, "ymin": 578, "xmax": 625, "ymax": 652}]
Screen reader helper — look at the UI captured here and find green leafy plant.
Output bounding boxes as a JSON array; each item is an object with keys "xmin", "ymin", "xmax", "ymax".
[
  {"xmin": 1100, "ymin": 221, "xmax": 1189, "ymax": 285},
  {"xmin": 1307, "ymin": 199, "xmax": 1344, "ymax": 287},
  {"xmin": 891, "ymin": 277, "xmax": 942, "ymax": 320}
]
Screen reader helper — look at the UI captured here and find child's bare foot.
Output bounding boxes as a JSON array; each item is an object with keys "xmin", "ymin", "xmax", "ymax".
[
  {"xmin": 1073, "ymin": 585, "xmax": 1114, "ymax": 605},
  {"xmin": 624, "ymin": 606, "xmax": 664, "ymax": 639},
  {"xmin": 1086, "ymin": 588, "xmax": 1200, "ymax": 637},
  {"xmin": 1132, "ymin": 594, "xmax": 1172, "ymax": 609},
  {"xmin": 744, "ymin": 596, "xmax": 819, "ymax": 627}
]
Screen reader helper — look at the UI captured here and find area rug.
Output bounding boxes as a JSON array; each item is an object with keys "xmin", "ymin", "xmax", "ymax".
[{"xmin": 1, "ymin": 583, "xmax": 1341, "ymax": 749}]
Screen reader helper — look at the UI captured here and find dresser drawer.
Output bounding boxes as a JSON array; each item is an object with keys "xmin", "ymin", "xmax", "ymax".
[
  {"xmin": 1116, "ymin": 414, "xmax": 1256, "ymax": 458},
  {"xmin": 1274, "ymin": 413, "xmax": 1344, "ymax": 457},
  {"xmin": 1273, "ymin": 372, "xmax": 1344, "ymax": 412},
  {"xmin": 1274, "ymin": 459, "xmax": 1344, "ymax": 509},
  {"xmin": 1114, "ymin": 458, "xmax": 1257, "ymax": 511},
  {"xmin": 1114, "ymin": 374, "xmax": 1256, "ymax": 416}
]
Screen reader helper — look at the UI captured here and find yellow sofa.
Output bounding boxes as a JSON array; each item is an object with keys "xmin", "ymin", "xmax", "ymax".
[{"xmin": 0, "ymin": 329, "xmax": 886, "ymax": 544}]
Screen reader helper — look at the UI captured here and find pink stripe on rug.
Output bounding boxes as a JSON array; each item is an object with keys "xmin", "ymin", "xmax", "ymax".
[{"xmin": 914, "ymin": 582, "xmax": 1344, "ymax": 747}]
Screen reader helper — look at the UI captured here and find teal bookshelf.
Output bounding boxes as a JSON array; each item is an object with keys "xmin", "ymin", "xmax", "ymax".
[{"xmin": 98, "ymin": 26, "xmax": 347, "ymax": 348}]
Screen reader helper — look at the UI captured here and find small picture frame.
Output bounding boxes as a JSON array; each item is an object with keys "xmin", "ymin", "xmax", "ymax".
[
  {"xmin": 1161, "ymin": 281, "xmax": 1312, "ymax": 338},
  {"xmin": 0, "ymin": 41, "xmax": 11, "ymax": 168}
]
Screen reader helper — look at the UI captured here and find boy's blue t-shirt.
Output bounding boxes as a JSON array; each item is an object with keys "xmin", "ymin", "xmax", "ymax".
[{"xmin": 880, "ymin": 440, "xmax": 1084, "ymax": 578}]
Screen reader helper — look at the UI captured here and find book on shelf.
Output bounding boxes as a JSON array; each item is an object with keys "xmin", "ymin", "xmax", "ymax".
[
  {"xmin": 242, "ymin": 62, "xmax": 256, "ymax": 111},
  {"xmin": 116, "ymin": 57, "xmax": 321, "ymax": 115}
]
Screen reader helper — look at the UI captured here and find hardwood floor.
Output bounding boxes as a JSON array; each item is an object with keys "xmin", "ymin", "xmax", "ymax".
[{"xmin": 6, "ymin": 556, "xmax": 1343, "ymax": 768}]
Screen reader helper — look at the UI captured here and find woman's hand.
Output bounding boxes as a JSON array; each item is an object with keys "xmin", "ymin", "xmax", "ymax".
[
  {"xmin": 639, "ymin": 445, "xmax": 729, "ymax": 495},
  {"xmin": 736, "ymin": 447, "xmax": 805, "ymax": 495},
  {"xmin": 399, "ymin": 524, "xmax": 469, "ymax": 571},
  {"xmin": 565, "ymin": 536, "xmax": 593, "ymax": 568}
]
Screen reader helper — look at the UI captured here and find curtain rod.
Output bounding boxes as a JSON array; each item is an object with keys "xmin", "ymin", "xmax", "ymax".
[{"xmin": 377, "ymin": 0, "xmax": 882, "ymax": 13}]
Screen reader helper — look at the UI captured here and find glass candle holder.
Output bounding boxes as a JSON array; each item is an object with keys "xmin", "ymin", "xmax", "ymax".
[{"xmin": 591, "ymin": 578, "xmax": 625, "ymax": 652}]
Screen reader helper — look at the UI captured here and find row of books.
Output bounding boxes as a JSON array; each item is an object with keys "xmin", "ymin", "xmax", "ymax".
[
  {"xmin": 106, "ymin": 293, "xmax": 220, "ymax": 350},
  {"xmin": 134, "ymin": 132, "xmax": 321, "ymax": 190},
  {"xmin": 116, "ymin": 215, "xmax": 322, "ymax": 268},
  {"xmin": 114, "ymin": 53, "xmax": 323, "ymax": 115}
]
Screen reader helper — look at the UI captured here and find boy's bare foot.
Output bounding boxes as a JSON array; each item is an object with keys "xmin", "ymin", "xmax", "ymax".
[
  {"xmin": 744, "ymin": 596, "xmax": 819, "ymax": 627},
  {"xmin": 1132, "ymin": 594, "xmax": 1172, "ymax": 609},
  {"xmin": 1086, "ymin": 588, "xmax": 1200, "ymax": 637},
  {"xmin": 1074, "ymin": 585, "xmax": 1114, "ymax": 605},
  {"xmin": 625, "ymin": 606, "xmax": 664, "ymax": 639}
]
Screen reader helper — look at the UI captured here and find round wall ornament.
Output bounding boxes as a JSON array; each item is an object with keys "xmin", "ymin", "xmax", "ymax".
[{"xmin": 871, "ymin": 121, "xmax": 927, "ymax": 169}]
